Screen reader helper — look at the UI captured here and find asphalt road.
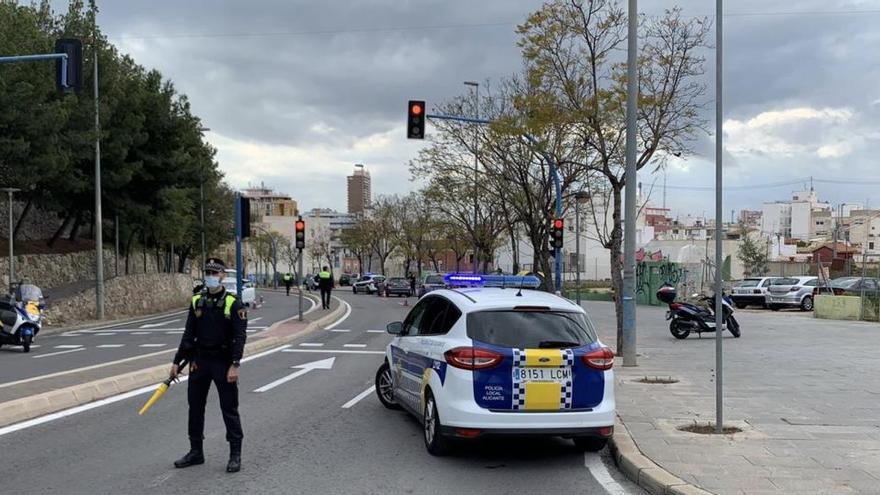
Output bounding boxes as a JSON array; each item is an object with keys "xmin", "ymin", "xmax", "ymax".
[
  {"xmin": 0, "ymin": 291, "xmax": 643, "ymax": 495},
  {"xmin": 0, "ymin": 290, "xmax": 317, "ymax": 384}
]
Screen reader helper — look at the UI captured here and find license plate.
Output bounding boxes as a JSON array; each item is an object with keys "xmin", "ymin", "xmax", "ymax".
[
  {"xmin": 772, "ymin": 297, "xmax": 784, "ymax": 302},
  {"xmin": 515, "ymin": 367, "xmax": 572, "ymax": 382}
]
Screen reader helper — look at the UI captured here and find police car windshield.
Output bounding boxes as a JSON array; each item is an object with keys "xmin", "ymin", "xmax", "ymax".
[
  {"xmin": 425, "ymin": 275, "xmax": 444, "ymax": 284},
  {"xmin": 466, "ymin": 310, "xmax": 596, "ymax": 349}
]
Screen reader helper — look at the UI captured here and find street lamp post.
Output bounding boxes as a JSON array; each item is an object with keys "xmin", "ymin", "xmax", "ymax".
[
  {"xmin": 2, "ymin": 188, "xmax": 20, "ymax": 293},
  {"xmin": 464, "ymin": 81, "xmax": 479, "ymax": 274},
  {"xmin": 575, "ymin": 191, "xmax": 590, "ymax": 305},
  {"xmin": 198, "ymin": 127, "xmax": 210, "ymax": 268}
]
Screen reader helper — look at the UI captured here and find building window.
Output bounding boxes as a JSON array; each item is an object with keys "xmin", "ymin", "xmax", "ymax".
[{"xmin": 871, "ymin": 242, "xmax": 875, "ymax": 250}]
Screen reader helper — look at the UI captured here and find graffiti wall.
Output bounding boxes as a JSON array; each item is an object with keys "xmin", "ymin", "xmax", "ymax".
[{"xmin": 635, "ymin": 257, "xmax": 687, "ymax": 306}]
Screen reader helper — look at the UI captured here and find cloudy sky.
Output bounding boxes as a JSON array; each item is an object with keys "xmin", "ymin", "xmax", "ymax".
[{"xmin": 64, "ymin": 0, "xmax": 880, "ymax": 217}]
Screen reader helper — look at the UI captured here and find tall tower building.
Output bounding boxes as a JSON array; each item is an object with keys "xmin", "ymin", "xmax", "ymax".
[{"xmin": 347, "ymin": 164, "xmax": 371, "ymax": 214}]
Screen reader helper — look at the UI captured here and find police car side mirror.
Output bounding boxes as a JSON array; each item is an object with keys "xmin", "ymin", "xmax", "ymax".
[{"xmin": 387, "ymin": 321, "xmax": 404, "ymax": 335}]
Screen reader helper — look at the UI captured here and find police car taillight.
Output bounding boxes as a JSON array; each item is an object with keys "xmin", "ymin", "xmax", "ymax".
[
  {"xmin": 582, "ymin": 347, "xmax": 614, "ymax": 370},
  {"xmin": 444, "ymin": 347, "xmax": 503, "ymax": 370}
]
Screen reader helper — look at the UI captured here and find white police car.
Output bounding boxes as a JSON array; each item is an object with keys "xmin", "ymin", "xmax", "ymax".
[{"xmin": 374, "ymin": 274, "xmax": 615, "ymax": 456}]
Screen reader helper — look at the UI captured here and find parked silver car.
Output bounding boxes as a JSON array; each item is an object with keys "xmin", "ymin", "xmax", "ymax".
[{"xmin": 765, "ymin": 276, "xmax": 818, "ymax": 311}]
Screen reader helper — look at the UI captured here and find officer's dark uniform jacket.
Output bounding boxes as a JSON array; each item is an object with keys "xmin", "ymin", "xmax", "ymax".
[{"xmin": 174, "ymin": 288, "xmax": 247, "ymax": 365}]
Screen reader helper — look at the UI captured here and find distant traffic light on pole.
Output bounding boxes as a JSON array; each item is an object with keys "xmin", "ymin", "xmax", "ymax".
[
  {"xmin": 551, "ymin": 218, "xmax": 564, "ymax": 249},
  {"xmin": 407, "ymin": 100, "xmax": 425, "ymax": 139},
  {"xmin": 295, "ymin": 216, "xmax": 306, "ymax": 250},
  {"xmin": 54, "ymin": 38, "xmax": 83, "ymax": 93},
  {"xmin": 239, "ymin": 196, "xmax": 251, "ymax": 238}
]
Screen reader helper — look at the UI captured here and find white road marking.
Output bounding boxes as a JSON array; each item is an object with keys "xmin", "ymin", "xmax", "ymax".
[
  {"xmin": 343, "ymin": 344, "xmax": 367, "ymax": 348},
  {"xmin": 584, "ymin": 453, "xmax": 630, "ymax": 495},
  {"xmin": 62, "ymin": 310, "xmax": 188, "ymax": 334},
  {"xmin": 253, "ymin": 357, "xmax": 335, "ymax": 393},
  {"xmin": 0, "ymin": 344, "xmax": 292, "ymax": 437},
  {"xmin": 165, "ymin": 331, "xmax": 183, "ymax": 335},
  {"xmin": 139, "ymin": 343, "xmax": 166, "ymax": 348},
  {"xmin": 33, "ymin": 348, "xmax": 86, "ymax": 359},
  {"xmin": 342, "ymin": 385, "xmax": 375, "ymax": 409},
  {"xmin": 0, "ymin": 349, "xmax": 176, "ymax": 390},
  {"xmin": 330, "ymin": 329, "xmax": 350, "ymax": 333},
  {"xmin": 249, "ymin": 317, "xmax": 263, "ymax": 323},
  {"xmin": 139, "ymin": 319, "xmax": 180, "ymax": 329},
  {"xmin": 303, "ymin": 296, "xmax": 319, "ymax": 315},
  {"xmin": 60, "ymin": 332, "xmax": 81, "ymax": 337},
  {"xmin": 366, "ymin": 330, "xmax": 385, "ymax": 333},
  {"xmin": 54, "ymin": 345, "xmax": 83, "ymax": 349},
  {"xmin": 299, "ymin": 343, "xmax": 324, "ymax": 347},
  {"xmin": 96, "ymin": 344, "xmax": 125, "ymax": 348},
  {"xmin": 95, "ymin": 333, "xmax": 116, "ymax": 336},
  {"xmin": 131, "ymin": 332, "xmax": 150, "ymax": 335},
  {"xmin": 324, "ymin": 299, "xmax": 351, "ymax": 329},
  {"xmin": 282, "ymin": 348, "xmax": 385, "ymax": 355}
]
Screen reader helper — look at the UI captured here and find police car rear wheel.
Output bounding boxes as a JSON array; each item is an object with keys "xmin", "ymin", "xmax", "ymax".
[
  {"xmin": 573, "ymin": 437, "xmax": 607, "ymax": 452},
  {"xmin": 424, "ymin": 392, "xmax": 451, "ymax": 456},
  {"xmin": 375, "ymin": 363, "xmax": 401, "ymax": 410}
]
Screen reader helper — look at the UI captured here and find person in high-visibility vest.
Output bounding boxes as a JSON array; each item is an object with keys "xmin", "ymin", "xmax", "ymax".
[
  {"xmin": 315, "ymin": 266, "xmax": 334, "ymax": 309},
  {"xmin": 170, "ymin": 258, "xmax": 247, "ymax": 473},
  {"xmin": 282, "ymin": 272, "xmax": 294, "ymax": 296}
]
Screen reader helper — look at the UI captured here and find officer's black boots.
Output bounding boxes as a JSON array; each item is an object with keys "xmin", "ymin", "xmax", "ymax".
[
  {"xmin": 226, "ymin": 441, "xmax": 242, "ymax": 473},
  {"xmin": 174, "ymin": 440, "xmax": 205, "ymax": 468}
]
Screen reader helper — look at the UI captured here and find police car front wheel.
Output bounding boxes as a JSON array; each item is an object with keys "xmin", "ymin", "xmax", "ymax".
[{"xmin": 374, "ymin": 363, "xmax": 401, "ymax": 410}]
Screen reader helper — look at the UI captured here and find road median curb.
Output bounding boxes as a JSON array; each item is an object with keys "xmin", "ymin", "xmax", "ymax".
[
  {"xmin": 0, "ymin": 298, "xmax": 346, "ymax": 430},
  {"xmin": 610, "ymin": 417, "xmax": 716, "ymax": 495}
]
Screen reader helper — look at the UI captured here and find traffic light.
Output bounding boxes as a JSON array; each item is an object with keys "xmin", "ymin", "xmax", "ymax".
[
  {"xmin": 551, "ymin": 218, "xmax": 564, "ymax": 249},
  {"xmin": 54, "ymin": 38, "xmax": 83, "ymax": 93},
  {"xmin": 240, "ymin": 196, "xmax": 251, "ymax": 238},
  {"xmin": 407, "ymin": 100, "xmax": 425, "ymax": 139},
  {"xmin": 295, "ymin": 217, "xmax": 305, "ymax": 250}
]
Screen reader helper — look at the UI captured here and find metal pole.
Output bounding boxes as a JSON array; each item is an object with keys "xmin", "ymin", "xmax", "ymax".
[
  {"xmin": 200, "ymin": 173, "xmax": 207, "ymax": 266},
  {"xmin": 114, "ymin": 213, "xmax": 119, "ymax": 278},
  {"xmin": 234, "ymin": 193, "xmax": 243, "ymax": 299},
  {"xmin": 714, "ymin": 0, "xmax": 724, "ymax": 434},
  {"xmin": 298, "ymin": 251, "xmax": 304, "ymax": 321},
  {"xmin": 621, "ymin": 0, "xmax": 639, "ymax": 366},
  {"xmin": 3, "ymin": 188, "xmax": 19, "ymax": 292},
  {"xmin": 576, "ymin": 198, "xmax": 582, "ymax": 305},
  {"xmin": 465, "ymin": 81, "xmax": 480, "ymax": 274},
  {"xmin": 94, "ymin": 47, "xmax": 104, "ymax": 320},
  {"xmin": 273, "ymin": 238, "xmax": 278, "ymax": 289}
]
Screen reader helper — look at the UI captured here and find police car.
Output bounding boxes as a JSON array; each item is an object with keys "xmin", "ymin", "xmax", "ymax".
[{"xmin": 374, "ymin": 274, "xmax": 615, "ymax": 456}]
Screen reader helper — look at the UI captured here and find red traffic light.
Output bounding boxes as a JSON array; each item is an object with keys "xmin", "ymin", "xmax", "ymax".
[
  {"xmin": 295, "ymin": 220, "xmax": 305, "ymax": 231},
  {"xmin": 553, "ymin": 219, "xmax": 564, "ymax": 229},
  {"xmin": 410, "ymin": 103, "xmax": 423, "ymax": 115}
]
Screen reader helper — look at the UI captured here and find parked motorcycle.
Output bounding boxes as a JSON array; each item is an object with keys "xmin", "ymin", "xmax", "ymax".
[
  {"xmin": 656, "ymin": 285, "xmax": 740, "ymax": 340},
  {"xmin": 0, "ymin": 283, "xmax": 46, "ymax": 353}
]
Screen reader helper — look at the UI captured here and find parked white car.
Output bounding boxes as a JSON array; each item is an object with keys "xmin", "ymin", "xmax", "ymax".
[
  {"xmin": 223, "ymin": 269, "xmax": 257, "ymax": 307},
  {"xmin": 765, "ymin": 276, "xmax": 819, "ymax": 311},
  {"xmin": 730, "ymin": 277, "xmax": 785, "ymax": 309}
]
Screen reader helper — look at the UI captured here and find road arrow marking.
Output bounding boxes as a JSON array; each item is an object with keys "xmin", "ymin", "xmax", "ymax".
[
  {"xmin": 253, "ymin": 357, "xmax": 336, "ymax": 393},
  {"xmin": 139, "ymin": 319, "xmax": 179, "ymax": 329}
]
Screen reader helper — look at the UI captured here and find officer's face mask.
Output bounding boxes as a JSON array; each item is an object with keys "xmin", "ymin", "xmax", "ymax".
[{"xmin": 204, "ymin": 274, "xmax": 222, "ymax": 290}]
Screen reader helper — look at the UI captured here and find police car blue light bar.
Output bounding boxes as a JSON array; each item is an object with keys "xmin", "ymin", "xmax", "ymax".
[{"xmin": 444, "ymin": 273, "xmax": 541, "ymax": 289}]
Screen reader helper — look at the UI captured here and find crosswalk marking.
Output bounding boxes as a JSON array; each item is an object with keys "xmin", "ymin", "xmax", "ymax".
[
  {"xmin": 139, "ymin": 343, "xmax": 166, "ymax": 348},
  {"xmin": 97, "ymin": 344, "xmax": 125, "ymax": 348},
  {"xmin": 366, "ymin": 330, "xmax": 385, "ymax": 333},
  {"xmin": 54, "ymin": 345, "xmax": 83, "ymax": 349},
  {"xmin": 299, "ymin": 343, "xmax": 324, "ymax": 347},
  {"xmin": 343, "ymin": 344, "xmax": 367, "ymax": 348}
]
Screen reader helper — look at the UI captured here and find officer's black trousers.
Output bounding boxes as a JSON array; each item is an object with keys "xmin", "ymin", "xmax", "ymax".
[
  {"xmin": 320, "ymin": 288, "xmax": 331, "ymax": 308},
  {"xmin": 188, "ymin": 357, "xmax": 243, "ymax": 443},
  {"xmin": 285, "ymin": 283, "xmax": 292, "ymax": 295}
]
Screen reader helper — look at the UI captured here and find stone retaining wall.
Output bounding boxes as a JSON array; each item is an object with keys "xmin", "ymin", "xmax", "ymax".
[
  {"xmin": 0, "ymin": 249, "xmax": 160, "ymax": 290},
  {"xmin": 45, "ymin": 273, "xmax": 192, "ymax": 326}
]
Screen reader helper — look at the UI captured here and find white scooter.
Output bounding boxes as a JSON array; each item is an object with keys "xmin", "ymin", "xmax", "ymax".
[{"xmin": 0, "ymin": 283, "xmax": 45, "ymax": 353}]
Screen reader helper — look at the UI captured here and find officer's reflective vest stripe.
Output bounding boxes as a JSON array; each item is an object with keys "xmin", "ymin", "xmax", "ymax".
[
  {"xmin": 191, "ymin": 293, "xmax": 237, "ymax": 318},
  {"xmin": 318, "ymin": 271, "xmax": 331, "ymax": 279}
]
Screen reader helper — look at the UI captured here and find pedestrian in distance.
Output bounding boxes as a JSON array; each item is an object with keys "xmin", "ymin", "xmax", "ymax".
[
  {"xmin": 170, "ymin": 258, "xmax": 247, "ymax": 473},
  {"xmin": 283, "ymin": 272, "xmax": 294, "ymax": 296},
  {"xmin": 408, "ymin": 272, "xmax": 416, "ymax": 296},
  {"xmin": 316, "ymin": 266, "xmax": 333, "ymax": 309}
]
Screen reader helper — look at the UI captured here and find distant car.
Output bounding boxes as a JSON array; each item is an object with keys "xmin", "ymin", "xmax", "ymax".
[
  {"xmin": 303, "ymin": 274, "xmax": 318, "ymax": 291},
  {"xmin": 765, "ymin": 276, "xmax": 818, "ymax": 311},
  {"xmin": 384, "ymin": 277, "xmax": 412, "ymax": 297},
  {"xmin": 418, "ymin": 273, "xmax": 447, "ymax": 297},
  {"xmin": 353, "ymin": 275, "xmax": 386, "ymax": 294},
  {"xmin": 338, "ymin": 273, "xmax": 353, "ymax": 286},
  {"xmin": 730, "ymin": 277, "xmax": 786, "ymax": 309},
  {"xmin": 813, "ymin": 276, "xmax": 880, "ymax": 297},
  {"xmin": 221, "ymin": 278, "xmax": 256, "ymax": 307}
]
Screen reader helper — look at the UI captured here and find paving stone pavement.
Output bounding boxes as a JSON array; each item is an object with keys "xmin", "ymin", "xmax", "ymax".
[{"xmin": 583, "ymin": 301, "xmax": 880, "ymax": 495}]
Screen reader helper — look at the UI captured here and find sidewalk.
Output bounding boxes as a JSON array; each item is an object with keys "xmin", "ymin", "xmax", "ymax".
[{"xmin": 584, "ymin": 301, "xmax": 880, "ymax": 495}]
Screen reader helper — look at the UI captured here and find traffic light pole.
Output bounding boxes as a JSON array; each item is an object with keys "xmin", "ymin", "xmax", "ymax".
[
  {"xmin": 0, "ymin": 53, "xmax": 69, "ymax": 88},
  {"xmin": 234, "ymin": 193, "xmax": 243, "ymax": 299},
  {"xmin": 424, "ymin": 113, "xmax": 563, "ymax": 293}
]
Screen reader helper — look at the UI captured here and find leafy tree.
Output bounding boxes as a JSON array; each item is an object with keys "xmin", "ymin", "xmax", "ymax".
[{"xmin": 737, "ymin": 229, "xmax": 769, "ymax": 277}]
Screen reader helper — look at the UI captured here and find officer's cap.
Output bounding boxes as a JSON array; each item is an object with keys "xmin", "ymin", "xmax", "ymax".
[{"xmin": 204, "ymin": 258, "xmax": 226, "ymax": 272}]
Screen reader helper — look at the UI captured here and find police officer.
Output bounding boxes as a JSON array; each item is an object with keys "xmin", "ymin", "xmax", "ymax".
[
  {"xmin": 315, "ymin": 266, "xmax": 333, "ymax": 309},
  {"xmin": 170, "ymin": 258, "xmax": 247, "ymax": 473},
  {"xmin": 282, "ymin": 272, "xmax": 294, "ymax": 296}
]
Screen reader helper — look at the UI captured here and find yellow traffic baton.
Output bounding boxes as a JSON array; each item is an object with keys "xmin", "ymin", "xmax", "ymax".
[{"xmin": 138, "ymin": 360, "xmax": 188, "ymax": 416}]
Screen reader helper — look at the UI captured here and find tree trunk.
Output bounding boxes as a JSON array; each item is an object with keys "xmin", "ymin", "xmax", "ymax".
[
  {"xmin": 417, "ymin": 259, "xmax": 422, "ymax": 278},
  {"xmin": 12, "ymin": 197, "xmax": 33, "ymax": 240},
  {"xmin": 124, "ymin": 229, "xmax": 137, "ymax": 275},
  {"xmin": 47, "ymin": 212, "xmax": 74, "ymax": 248},
  {"xmin": 178, "ymin": 246, "xmax": 190, "ymax": 273},
  {"xmin": 68, "ymin": 211, "xmax": 83, "ymax": 241}
]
